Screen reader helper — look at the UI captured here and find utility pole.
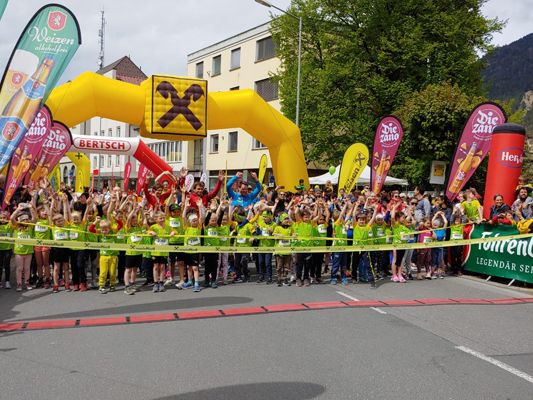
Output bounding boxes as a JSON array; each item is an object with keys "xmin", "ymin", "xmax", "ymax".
[{"xmin": 98, "ymin": 9, "xmax": 106, "ymax": 69}]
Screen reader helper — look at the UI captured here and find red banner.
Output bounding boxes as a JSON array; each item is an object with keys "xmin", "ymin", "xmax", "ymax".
[
  {"xmin": 371, "ymin": 115, "xmax": 404, "ymax": 194},
  {"xmin": 136, "ymin": 163, "xmax": 149, "ymax": 195},
  {"xmin": 123, "ymin": 161, "xmax": 131, "ymax": 192},
  {"xmin": 445, "ymin": 102, "xmax": 506, "ymax": 201}
]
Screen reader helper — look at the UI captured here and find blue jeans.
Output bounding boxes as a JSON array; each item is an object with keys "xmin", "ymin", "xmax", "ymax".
[
  {"xmin": 257, "ymin": 253, "xmax": 272, "ymax": 280},
  {"xmin": 357, "ymin": 252, "xmax": 373, "ymax": 282},
  {"xmin": 331, "ymin": 252, "xmax": 347, "ymax": 279},
  {"xmin": 431, "ymin": 247, "xmax": 443, "ymax": 267}
]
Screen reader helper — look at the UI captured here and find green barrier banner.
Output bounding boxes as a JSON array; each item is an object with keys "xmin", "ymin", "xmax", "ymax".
[
  {"xmin": 0, "ymin": 232, "xmax": 531, "ymax": 254},
  {"xmin": 464, "ymin": 224, "xmax": 533, "ymax": 284}
]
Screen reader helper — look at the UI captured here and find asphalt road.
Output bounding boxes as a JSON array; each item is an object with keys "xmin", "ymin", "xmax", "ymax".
[{"xmin": 0, "ymin": 275, "xmax": 532, "ymax": 400}]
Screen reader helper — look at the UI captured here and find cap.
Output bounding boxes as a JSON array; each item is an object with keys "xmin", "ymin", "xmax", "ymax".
[
  {"xmin": 262, "ymin": 211, "xmax": 272, "ymax": 217},
  {"xmin": 279, "ymin": 213, "xmax": 289, "ymax": 222},
  {"xmin": 169, "ymin": 204, "xmax": 179, "ymax": 212}
]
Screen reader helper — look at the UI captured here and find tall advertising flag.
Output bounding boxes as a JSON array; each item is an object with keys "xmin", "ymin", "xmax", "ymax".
[
  {"xmin": 123, "ymin": 161, "xmax": 132, "ymax": 192},
  {"xmin": 136, "ymin": 164, "xmax": 149, "ymax": 195},
  {"xmin": 0, "ymin": 0, "xmax": 9, "ymax": 21},
  {"xmin": 445, "ymin": 102, "xmax": 506, "ymax": 201},
  {"xmin": 338, "ymin": 143, "xmax": 369, "ymax": 196},
  {"xmin": 371, "ymin": 116, "xmax": 404, "ymax": 194},
  {"xmin": 0, "ymin": 4, "xmax": 81, "ymax": 170},
  {"xmin": 258, "ymin": 154, "xmax": 268, "ymax": 183}
]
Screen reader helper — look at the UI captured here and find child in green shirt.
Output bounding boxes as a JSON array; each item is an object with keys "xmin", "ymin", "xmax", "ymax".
[
  {"xmin": 0, "ymin": 210, "xmax": 13, "ymax": 289},
  {"xmin": 11, "ymin": 203, "xmax": 37, "ymax": 291}
]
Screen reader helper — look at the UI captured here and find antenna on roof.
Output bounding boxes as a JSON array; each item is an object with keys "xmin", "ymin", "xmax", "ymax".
[{"xmin": 98, "ymin": 8, "xmax": 106, "ymax": 69}]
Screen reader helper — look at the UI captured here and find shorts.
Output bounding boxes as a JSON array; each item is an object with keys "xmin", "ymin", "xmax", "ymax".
[
  {"xmin": 125, "ymin": 255, "xmax": 142, "ymax": 269},
  {"xmin": 153, "ymin": 256, "xmax": 168, "ymax": 265},
  {"xmin": 51, "ymin": 247, "xmax": 70, "ymax": 263},
  {"xmin": 34, "ymin": 246, "xmax": 51, "ymax": 252},
  {"xmin": 169, "ymin": 252, "xmax": 186, "ymax": 263},
  {"xmin": 184, "ymin": 253, "xmax": 200, "ymax": 266}
]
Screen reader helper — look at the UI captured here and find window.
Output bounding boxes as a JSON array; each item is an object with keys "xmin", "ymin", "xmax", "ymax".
[
  {"xmin": 93, "ymin": 131, "xmax": 98, "ymax": 136},
  {"xmin": 99, "ymin": 155, "xmax": 104, "ymax": 168},
  {"xmin": 116, "ymin": 154, "xmax": 120, "ymax": 167},
  {"xmin": 210, "ymin": 134, "xmax": 219, "ymax": 153},
  {"xmin": 195, "ymin": 61, "xmax": 204, "ymax": 78},
  {"xmin": 256, "ymin": 36, "xmax": 275, "ymax": 61},
  {"xmin": 230, "ymin": 48, "xmax": 241, "ymax": 69},
  {"xmin": 255, "ymin": 78, "xmax": 279, "ymax": 102},
  {"xmin": 228, "ymin": 131, "xmax": 238, "ymax": 152},
  {"xmin": 167, "ymin": 141, "xmax": 182, "ymax": 162},
  {"xmin": 107, "ymin": 155, "xmax": 111, "ymax": 167},
  {"xmin": 100, "ymin": 130, "xmax": 104, "ymax": 136},
  {"xmin": 252, "ymin": 138, "xmax": 266, "ymax": 150},
  {"xmin": 116, "ymin": 126, "xmax": 121, "ymax": 137},
  {"xmin": 212, "ymin": 55, "xmax": 221, "ymax": 76},
  {"xmin": 230, "ymin": 86, "xmax": 239, "ymax": 91},
  {"xmin": 93, "ymin": 156, "xmax": 98, "ymax": 168},
  {"xmin": 193, "ymin": 139, "xmax": 203, "ymax": 167}
]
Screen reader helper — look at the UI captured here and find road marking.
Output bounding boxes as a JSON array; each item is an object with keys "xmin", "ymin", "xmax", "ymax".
[
  {"xmin": 456, "ymin": 346, "xmax": 533, "ymax": 384},
  {"xmin": 370, "ymin": 307, "xmax": 387, "ymax": 314},
  {"xmin": 336, "ymin": 291, "xmax": 359, "ymax": 301}
]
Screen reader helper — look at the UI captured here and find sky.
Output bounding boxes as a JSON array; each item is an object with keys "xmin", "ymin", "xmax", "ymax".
[{"xmin": 0, "ymin": 0, "xmax": 531, "ymax": 84}]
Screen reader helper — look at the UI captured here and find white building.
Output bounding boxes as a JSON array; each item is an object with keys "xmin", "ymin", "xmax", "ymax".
[{"xmin": 186, "ymin": 22, "xmax": 281, "ymax": 189}]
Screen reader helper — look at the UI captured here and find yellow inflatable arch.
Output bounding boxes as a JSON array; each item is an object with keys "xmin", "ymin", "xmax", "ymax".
[{"xmin": 45, "ymin": 72, "xmax": 308, "ymax": 191}]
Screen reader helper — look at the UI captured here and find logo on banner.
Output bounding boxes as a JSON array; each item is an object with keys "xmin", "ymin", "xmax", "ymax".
[
  {"xmin": 73, "ymin": 137, "xmax": 131, "ymax": 152},
  {"xmin": 11, "ymin": 72, "xmax": 23, "ymax": 85},
  {"xmin": 48, "ymin": 11, "xmax": 67, "ymax": 31},
  {"xmin": 2, "ymin": 120, "xmax": 20, "ymax": 141},
  {"xmin": 379, "ymin": 120, "xmax": 401, "ymax": 148},
  {"xmin": 42, "ymin": 127, "xmax": 68, "ymax": 155},
  {"xmin": 497, "ymin": 147, "xmax": 523, "ymax": 168},
  {"xmin": 26, "ymin": 110, "xmax": 50, "ymax": 144},
  {"xmin": 471, "ymin": 109, "xmax": 502, "ymax": 140}
]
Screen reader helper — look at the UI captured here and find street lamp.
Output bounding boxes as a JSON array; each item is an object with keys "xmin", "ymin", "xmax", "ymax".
[{"xmin": 255, "ymin": 0, "xmax": 302, "ymax": 127}]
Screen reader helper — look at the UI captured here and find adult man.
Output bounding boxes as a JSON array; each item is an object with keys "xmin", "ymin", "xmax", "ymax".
[
  {"xmin": 414, "ymin": 187, "xmax": 431, "ymax": 224},
  {"xmin": 512, "ymin": 187, "xmax": 533, "ymax": 221},
  {"xmin": 184, "ymin": 170, "xmax": 224, "ymax": 211},
  {"xmin": 226, "ymin": 171, "xmax": 262, "ymax": 208}
]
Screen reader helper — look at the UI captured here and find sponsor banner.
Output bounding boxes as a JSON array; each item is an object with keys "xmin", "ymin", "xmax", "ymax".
[
  {"xmin": 136, "ymin": 163, "xmax": 149, "ymax": 195},
  {"xmin": 123, "ymin": 161, "xmax": 132, "ymax": 192},
  {"xmin": 446, "ymin": 102, "xmax": 506, "ymax": 201},
  {"xmin": 338, "ymin": 143, "xmax": 369, "ymax": 195},
  {"xmin": 0, "ymin": 4, "xmax": 81, "ymax": 170},
  {"xmin": 0, "ymin": 0, "xmax": 8, "ymax": 21},
  {"xmin": 71, "ymin": 135, "xmax": 135, "ymax": 154},
  {"xmin": 371, "ymin": 115, "xmax": 404, "ymax": 194},
  {"xmin": 464, "ymin": 224, "xmax": 533, "ymax": 284},
  {"xmin": 258, "ymin": 154, "xmax": 268, "ymax": 183}
]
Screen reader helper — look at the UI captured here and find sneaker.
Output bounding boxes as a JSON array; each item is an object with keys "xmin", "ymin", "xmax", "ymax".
[
  {"xmin": 282, "ymin": 281, "xmax": 291, "ymax": 287},
  {"xmin": 330, "ymin": 279, "xmax": 337, "ymax": 285},
  {"xmin": 73, "ymin": 284, "xmax": 80, "ymax": 291},
  {"xmin": 398, "ymin": 275, "xmax": 407, "ymax": 283},
  {"xmin": 315, "ymin": 277, "xmax": 322, "ymax": 284},
  {"xmin": 124, "ymin": 286, "xmax": 134, "ymax": 295},
  {"xmin": 391, "ymin": 275, "xmax": 400, "ymax": 282},
  {"xmin": 152, "ymin": 283, "xmax": 160, "ymax": 293},
  {"xmin": 4, "ymin": 281, "xmax": 11, "ymax": 289},
  {"xmin": 277, "ymin": 280, "xmax": 282, "ymax": 287},
  {"xmin": 182, "ymin": 281, "xmax": 193, "ymax": 289},
  {"xmin": 99, "ymin": 287, "xmax": 108, "ymax": 294},
  {"xmin": 109, "ymin": 286, "xmax": 116, "ymax": 292},
  {"xmin": 164, "ymin": 278, "xmax": 173, "ymax": 287},
  {"xmin": 341, "ymin": 277, "xmax": 348, "ymax": 286},
  {"xmin": 296, "ymin": 279, "xmax": 302, "ymax": 287},
  {"xmin": 266, "ymin": 279, "xmax": 273, "ymax": 285},
  {"xmin": 16, "ymin": 284, "xmax": 22, "ymax": 292},
  {"xmin": 431, "ymin": 275, "xmax": 437, "ymax": 280},
  {"xmin": 193, "ymin": 284, "xmax": 201, "ymax": 293},
  {"xmin": 65, "ymin": 284, "xmax": 72, "ymax": 292},
  {"xmin": 257, "ymin": 276, "xmax": 265, "ymax": 284},
  {"xmin": 25, "ymin": 285, "xmax": 33, "ymax": 291},
  {"xmin": 289, "ymin": 275, "xmax": 296, "ymax": 283},
  {"xmin": 175, "ymin": 281, "xmax": 185, "ymax": 290},
  {"xmin": 439, "ymin": 274, "xmax": 445, "ymax": 279},
  {"xmin": 53, "ymin": 285, "xmax": 59, "ymax": 293},
  {"xmin": 211, "ymin": 281, "xmax": 218, "ymax": 289},
  {"xmin": 80, "ymin": 283, "xmax": 88, "ymax": 292},
  {"xmin": 234, "ymin": 277, "xmax": 243, "ymax": 283},
  {"xmin": 304, "ymin": 279, "xmax": 310, "ymax": 287},
  {"xmin": 158, "ymin": 284, "xmax": 166, "ymax": 292}
]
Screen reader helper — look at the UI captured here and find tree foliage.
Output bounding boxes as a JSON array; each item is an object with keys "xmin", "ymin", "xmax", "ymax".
[{"xmin": 271, "ymin": 0, "xmax": 504, "ymax": 186}]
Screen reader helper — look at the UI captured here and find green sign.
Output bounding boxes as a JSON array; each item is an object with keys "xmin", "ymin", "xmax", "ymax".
[{"xmin": 464, "ymin": 224, "xmax": 533, "ymax": 284}]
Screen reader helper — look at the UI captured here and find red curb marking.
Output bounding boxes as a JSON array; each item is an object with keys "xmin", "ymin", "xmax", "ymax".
[
  {"xmin": 79, "ymin": 316, "xmax": 127, "ymax": 327},
  {"xmin": 517, "ymin": 298, "xmax": 533, "ymax": 303},
  {"xmin": 416, "ymin": 298, "xmax": 457, "ymax": 305},
  {"xmin": 344, "ymin": 300, "xmax": 386, "ymax": 307},
  {"xmin": 129, "ymin": 313, "xmax": 177, "ymax": 323},
  {"xmin": 222, "ymin": 307, "xmax": 266, "ymax": 316},
  {"xmin": 26, "ymin": 320, "xmax": 76, "ymax": 330},
  {"xmin": 486, "ymin": 299, "xmax": 524, "ymax": 305},
  {"xmin": 177, "ymin": 310, "xmax": 222, "ymax": 320},
  {"xmin": 382, "ymin": 300, "xmax": 420, "ymax": 306},
  {"xmin": 453, "ymin": 298, "xmax": 492, "ymax": 304},
  {"xmin": 304, "ymin": 301, "xmax": 348, "ymax": 309},
  {"xmin": 263, "ymin": 303, "xmax": 307, "ymax": 312},
  {"xmin": 0, "ymin": 322, "xmax": 24, "ymax": 331}
]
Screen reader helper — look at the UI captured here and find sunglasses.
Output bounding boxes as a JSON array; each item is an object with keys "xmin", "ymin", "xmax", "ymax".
[{"xmin": 410, "ymin": 202, "xmax": 417, "ymax": 205}]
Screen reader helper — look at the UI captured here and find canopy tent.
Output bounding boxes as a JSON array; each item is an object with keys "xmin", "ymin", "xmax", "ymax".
[{"xmin": 309, "ymin": 165, "xmax": 408, "ymax": 186}]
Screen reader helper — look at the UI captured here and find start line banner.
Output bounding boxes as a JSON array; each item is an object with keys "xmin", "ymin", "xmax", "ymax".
[{"xmin": 0, "ymin": 232, "xmax": 531, "ymax": 256}]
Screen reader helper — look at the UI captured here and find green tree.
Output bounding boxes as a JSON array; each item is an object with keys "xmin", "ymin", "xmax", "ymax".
[{"xmin": 271, "ymin": 0, "xmax": 503, "ymax": 170}]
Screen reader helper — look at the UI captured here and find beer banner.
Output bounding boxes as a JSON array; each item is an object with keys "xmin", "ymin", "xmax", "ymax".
[
  {"xmin": 445, "ymin": 102, "xmax": 506, "ymax": 201},
  {"xmin": 0, "ymin": 4, "xmax": 81, "ymax": 170},
  {"xmin": 136, "ymin": 164, "xmax": 149, "ymax": 195},
  {"xmin": 3, "ymin": 106, "xmax": 53, "ymax": 206},
  {"xmin": 26, "ymin": 116, "xmax": 72, "ymax": 185},
  {"xmin": 338, "ymin": 143, "xmax": 369, "ymax": 195},
  {"xmin": 464, "ymin": 224, "xmax": 533, "ymax": 284},
  {"xmin": 123, "ymin": 161, "xmax": 132, "ymax": 192},
  {"xmin": 258, "ymin": 154, "xmax": 268, "ymax": 183},
  {"xmin": 371, "ymin": 115, "xmax": 404, "ymax": 194},
  {"xmin": 0, "ymin": 0, "xmax": 8, "ymax": 21}
]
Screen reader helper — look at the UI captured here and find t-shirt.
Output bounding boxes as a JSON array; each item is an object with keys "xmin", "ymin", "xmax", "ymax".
[
  {"xmin": 257, "ymin": 220, "xmax": 276, "ymax": 248},
  {"xmin": 168, "ymin": 217, "xmax": 184, "ymax": 245},
  {"xmin": 419, "ymin": 230, "xmax": 433, "ymax": 244},
  {"xmin": 433, "ymin": 228, "xmax": 446, "ymax": 242},
  {"xmin": 100, "ymin": 234, "xmax": 119, "ymax": 256},
  {"xmin": 273, "ymin": 225, "xmax": 293, "ymax": 255},
  {"xmin": 14, "ymin": 226, "xmax": 34, "ymax": 255},
  {"xmin": 352, "ymin": 224, "xmax": 370, "ymax": 246},
  {"xmin": 34, "ymin": 219, "xmax": 51, "ymax": 240},
  {"xmin": 150, "ymin": 224, "xmax": 172, "ymax": 256},
  {"xmin": 462, "ymin": 200, "xmax": 481, "ymax": 221},
  {"xmin": 333, "ymin": 221, "xmax": 348, "ymax": 247},
  {"xmin": 450, "ymin": 225, "xmax": 464, "ymax": 240},
  {"xmin": 314, "ymin": 223, "xmax": 328, "ymax": 247},
  {"xmin": 53, "ymin": 226, "xmax": 69, "ymax": 241},
  {"xmin": 0, "ymin": 223, "xmax": 13, "ymax": 250},
  {"xmin": 184, "ymin": 226, "xmax": 202, "ymax": 247},
  {"xmin": 126, "ymin": 225, "xmax": 144, "ymax": 256},
  {"xmin": 218, "ymin": 224, "xmax": 230, "ymax": 246},
  {"xmin": 392, "ymin": 223, "xmax": 411, "ymax": 244},
  {"xmin": 69, "ymin": 222, "xmax": 85, "ymax": 242},
  {"xmin": 293, "ymin": 221, "xmax": 314, "ymax": 247},
  {"xmin": 204, "ymin": 225, "xmax": 220, "ymax": 247},
  {"xmin": 371, "ymin": 223, "xmax": 387, "ymax": 245},
  {"xmin": 235, "ymin": 223, "xmax": 254, "ymax": 247}
]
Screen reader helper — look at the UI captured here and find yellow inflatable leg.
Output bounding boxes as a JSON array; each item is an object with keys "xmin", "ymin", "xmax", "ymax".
[{"xmin": 66, "ymin": 152, "xmax": 90, "ymax": 193}]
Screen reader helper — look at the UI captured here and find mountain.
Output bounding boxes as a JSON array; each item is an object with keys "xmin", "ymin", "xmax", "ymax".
[{"xmin": 483, "ymin": 33, "xmax": 533, "ymax": 103}]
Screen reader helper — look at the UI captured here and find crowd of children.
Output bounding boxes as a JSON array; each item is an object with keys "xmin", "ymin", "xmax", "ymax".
[{"xmin": 0, "ymin": 171, "xmax": 531, "ymax": 294}]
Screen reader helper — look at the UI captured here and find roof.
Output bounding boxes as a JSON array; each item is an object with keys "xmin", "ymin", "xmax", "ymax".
[{"xmin": 96, "ymin": 56, "xmax": 147, "ymax": 85}]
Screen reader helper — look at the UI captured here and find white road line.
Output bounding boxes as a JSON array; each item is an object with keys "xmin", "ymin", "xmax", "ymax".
[
  {"xmin": 456, "ymin": 346, "xmax": 533, "ymax": 384},
  {"xmin": 336, "ymin": 291, "xmax": 359, "ymax": 301},
  {"xmin": 370, "ymin": 307, "xmax": 387, "ymax": 314}
]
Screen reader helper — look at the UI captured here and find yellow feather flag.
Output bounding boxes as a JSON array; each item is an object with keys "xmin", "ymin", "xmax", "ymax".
[
  {"xmin": 258, "ymin": 154, "xmax": 268, "ymax": 183},
  {"xmin": 338, "ymin": 143, "xmax": 369, "ymax": 196}
]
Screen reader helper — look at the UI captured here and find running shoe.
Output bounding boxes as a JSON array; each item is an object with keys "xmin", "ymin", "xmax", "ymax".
[
  {"xmin": 211, "ymin": 281, "xmax": 218, "ymax": 289},
  {"xmin": 391, "ymin": 275, "xmax": 400, "ymax": 282},
  {"xmin": 65, "ymin": 284, "xmax": 72, "ymax": 292},
  {"xmin": 304, "ymin": 279, "xmax": 310, "ymax": 287},
  {"xmin": 99, "ymin": 287, "xmax": 108, "ymax": 294},
  {"xmin": 4, "ymin": 281, "xmax": 11, "ymax": 289},
  {"xmin": 398, "ymin": 275, "xmax": 407, "ymax": 283},
  {"xmin": 175, "ymin": 281, "xmax": 185, "ymax": 290},
  {"xmin": 152, "ymin": 283, "xmax": 160, "ymax": 293},
  {"xmin": 193, "ymin": 284, "xmax": 201, "ymax": 293},
  {"xmin": 159, "ymin": 284, "xmax": 166, "ymax": 292},
  {"xmin": 16, "ymin": 284, "xmax": 22, "ymax": 292},
  {"xmin": 124, "ymin": 286, "xmax": 134, "ymax": 295},
  {"xmin": 341, "ymin": 277, "xmax": 348, "ymax": 286},
  {"xmin": 163, "ymin": 278, "xmax": 174, "ymax": 287},
  {"xmin": 182, "ymin": 281, "xmax": 193, "ymax": 289},
  {"xmin": 109, "ymin": 286, "xmax": 116, "ymax": 292},
  {"xmin": 330, "ymin": 279, "xmax": 337, "ymax": 285}
]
